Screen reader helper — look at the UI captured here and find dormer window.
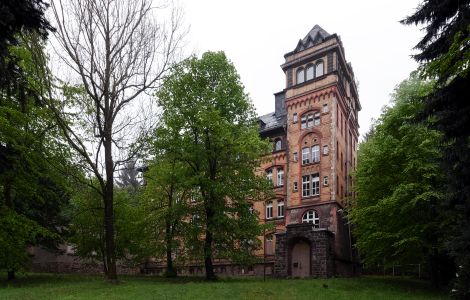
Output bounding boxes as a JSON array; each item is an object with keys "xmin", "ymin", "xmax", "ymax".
[{"xmin": 297, "ymin": 68, "xmax": 305, "ymax": 84}]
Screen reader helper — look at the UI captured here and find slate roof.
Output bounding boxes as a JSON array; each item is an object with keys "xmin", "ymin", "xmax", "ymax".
[
  {"xmin": 258, "ymin": 111, "xmax": 286, "ymax": 133},
  {"xmin": 294, "ymin": 24, "xmax": 331, "ymax": 53}
]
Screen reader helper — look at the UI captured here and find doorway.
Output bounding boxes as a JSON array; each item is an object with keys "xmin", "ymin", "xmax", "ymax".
[{"xmin": 291, "ymin": 240, "xmax": 311, "ymax": 277}]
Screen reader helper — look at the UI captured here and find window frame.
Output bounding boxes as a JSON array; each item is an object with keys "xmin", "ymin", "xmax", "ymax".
[
  {"xmin": 302, "ymin": 210, "xmax": 320, "ymax": 228},
  {"xmin": 306, "ymin": 64, "xmax": 314, "ymax": 81},
  {"xmin": 315, "ymin": 61, "xmax": 324, "ymax": 77},
  {"xmin": 302, "ymin": 175, "xmax": 311, "ymax": 197},
  {"xmin": 266, "ymin": 169, "xmax": 273, "ymax": 184},
  {"xmin": 311, "ymin": 144, "xmax": 320, "ymax": 163},
  {"xmin": 302, "ymin": 147, "xmax": 310, "ymax": 165},
  {"xmin": 296, "ymin": 68, "xmax": 305, "ymax": 84},
  {"xmin": 266, "ymin": 201, "xmax": 273, "ymax": 219},
  {"xmin": 277, "ymin": 201, "xmax": 285, "ymax": 218},
  {"xmin": 276, "ymin": 168, "xmax": 284, "ymax": 187}
]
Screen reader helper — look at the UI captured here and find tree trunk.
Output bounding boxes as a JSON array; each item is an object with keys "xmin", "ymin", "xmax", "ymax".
[
  {"xmin": 165, "ymin": 218, "xmax": 176, "ymax": 277},
  {"xmin": 7, "ymin": 270, "xmax": 15, "ymax": 281},
  {"xmin": 103, "ymin": 137, "xmax": 117, "ymax": 281},
  {"xmin": 204, "ymin": 206, "xmax": 216, "ymax": 280}
]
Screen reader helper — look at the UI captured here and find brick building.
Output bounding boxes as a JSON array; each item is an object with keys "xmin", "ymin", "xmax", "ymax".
[{"xmin": 255, "ymin": 25, "xmax": 361, "ymax": 278}]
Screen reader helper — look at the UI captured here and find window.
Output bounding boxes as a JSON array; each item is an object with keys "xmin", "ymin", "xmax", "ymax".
[
  {"xmin": 323, "ymin": 176, "xmax": 329, "ymax": 186},
  {"xmin": 293, "ymin": 181, "xmax": 298, "ymax": 192},
  {"xmin": 315, "ymin": 61, "xmax": 324, "ymax": 77},
  {"xmin": 307, "ymin": 114, "xmax": 314, "ymax": 127},
  {"xmin": 306, "ymin": 65, "xmax": 314, "ymax": 81},
  {"xmin": 302, "ymin": 174, "xmax": 320, "ymax": 197},
  {"xmin": 296, "ymin": 68, "xmax": 305, "ymax": 84},
  {"xmin": 323, "ymin": 144, "xmax": 329, "ymax": 155},
  {"xmin": 276, "ymin": 168, "xmax": 284, "ymax": 187},
  {"xmin": 301, "ymin": 112, "xmax": 320, "ymax": 129},
  {"xmin": 274, "ymin": 139, "xmax": 282, "ymax": 151},
  {"xmin": 266, "ymin": 169, "xmax": 272, "ymax": 184},
  {"xmin": 277, "ymin": 201, "xmax": 284, "ymax": 217},
  {"xmin": 312, "ymin": 174, "xmax": 320, "ymax": 195},
  {"xmin": 302, "ymin": 210, "xmax": 320, "ymax": 228},
  {"xmin": 266, "ymin": 202, "xmax": 273, "ymax": 219},
  {"xmin": 302, "ymin": 175, "xmax": 311, "ymax": 197},
  {"xmin": 322, "ymin": 104, "xmax": 329, "ymax": 113},
  {"xmin": 293, "ymin": 151, "xmax": 298, "ymax": 162},
  {"xmin": 302, "ymin": 147, "xmax": 310, "ymax": 165},
  {"xmin": 312, "ymin": 145, "xmax": 320, "ymax": 163},
  {"xmin": 301, "ymin": 116, "xmax": 307, "ymax": 129},
  {"xmin": 314, "ymin": 112, "xmax": 320, "ymax": 126},
  {"xmin": 293, "ymin": 113, "xmax": 298, "ymax": 123}
]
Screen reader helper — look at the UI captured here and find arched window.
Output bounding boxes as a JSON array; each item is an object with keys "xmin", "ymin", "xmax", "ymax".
[
  {"xmin": 274, "ymin": 139, "xmax": 282, "ymax": 151},
  {"xmin": 306, "ymin": 65, "xmax": 314, "ymax": 81},
  {"xmin": 297, "ymin": 68, "xmax": 305, "ymax": 84},
  {"xmin": 302, "ymin": 210, "xmax": 320, "ymax": 228},
  {"xmin": 315, "ymin": 61, "xmax": 324, "ymax": 77}
]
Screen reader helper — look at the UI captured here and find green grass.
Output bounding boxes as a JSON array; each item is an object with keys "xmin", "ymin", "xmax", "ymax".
[{"xmin": 0, "ymin": 273, "xmax": 449, "ymax": 300}]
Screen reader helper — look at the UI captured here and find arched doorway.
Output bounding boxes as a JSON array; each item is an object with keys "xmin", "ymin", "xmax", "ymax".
[{"xmin": 290, "ymin": 239, "xmax": 311, "ymax": 278}]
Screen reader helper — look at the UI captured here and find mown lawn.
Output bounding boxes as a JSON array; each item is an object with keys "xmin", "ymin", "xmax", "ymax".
[{"xmin": 0, "ymin": 273, "xmax": 449, "ymax": 300}]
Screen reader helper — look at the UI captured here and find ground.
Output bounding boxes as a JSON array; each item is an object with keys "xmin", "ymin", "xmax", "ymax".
[{"xmin": 0, "ymin": 273, "xmax": 449, "ymax": 299}]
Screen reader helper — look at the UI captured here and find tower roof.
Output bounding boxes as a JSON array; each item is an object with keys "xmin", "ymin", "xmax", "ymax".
[{"xmin": 294, "ymin": 25, "xmax": 331, "ymax": 53}]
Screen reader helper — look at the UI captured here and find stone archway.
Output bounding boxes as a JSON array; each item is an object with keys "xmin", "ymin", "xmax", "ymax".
[{"xmin": 289, "ymin": 239, "xmax": 311, "ymax": 278}]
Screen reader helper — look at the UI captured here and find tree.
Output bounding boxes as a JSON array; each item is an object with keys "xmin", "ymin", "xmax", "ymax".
[
  {"xmin": 350, "ymin": 76, "xmax": 453, "ymax": 285},
  {"xmin": 402, "ymin": 1, "xmax": 470, "ymax": 296},
  {"xmin": 156, "ymin": 51, "xmax": 271, "ymax": 280},
  {"xmin": 140, "ymin": 154, "xmax": 191, "ymax": 277},
  {"xmin": 49, "ymin": 0, "xmax": 185, "ymax": 280},
  {"xmin": 0, "ymin": 33, "xmax": 72, "ymax": 280}
]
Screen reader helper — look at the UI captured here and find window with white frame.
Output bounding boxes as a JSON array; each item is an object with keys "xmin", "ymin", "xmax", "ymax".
[
  {"xmin": 315, "ymin": 61, "xmax": 324, "ymax": 77},
  {"xmin": 306, "ymin": 65, "xmax": 314, "ymax": 81},
  {"xmin": 312, "ymin": 174, "xmax": 320, "ymax": 195},
  {"xmin": 266, "ymin": 169, "xmax": 272, "ymax": 184},
  {"xmin": 302, "ymin": 210, "xmax": 320, "ymax": 228},
  {"xmin": 293, "ymin": 181, "xmax": 298, "ymax": 192},
  {"xmin": 312, "ymin": 145, "xmax": 320, "ymax": 162},
  {"xmin": 302, "ymin": 175, "xmax": 311, "ymax": 197},
  {"xmin": 293, "ymin": 113, "xmax": 298, "ymax": 123},
  {"xmin": 276, "ymin": 168, "xmax": 284, "ymax": 187},
  {"xmin": 277, "ymin": 201, "xmax": 284, "ymax": 217},
  {"xmin": 302, "ymin": 147, "xmax": 310, "ymax": 165},
  {"xmin": 293, "ymin": 151, "xmax": 298, "ymax": 162},
  {"xmin": 297, "ymin": 68, "xmax": 305, "ymax": 84},
  {"xmin": 302, "ymin": 174, "xmax": 320, "ymax": 197},
  {"xmin": 314, "ymin": 112, "xmax": 321, "ymax": 126},
  {"xmin": 323, "ymin": 176, "xmax": 329, "ymax": 186},
  {"xmin": 266, "ymin": 201, "xmax": 273, "ymax": 219},
  {"xmin": 301, "ymin": 112, "xmax": 320, "ymax": 129},
  {"xmin": 301, "ymin": 115, "xmax": 307, "ymax": 129},
  {"xmin": 323, "ymin": 144, "xmax": 329, "ymax": 155}
]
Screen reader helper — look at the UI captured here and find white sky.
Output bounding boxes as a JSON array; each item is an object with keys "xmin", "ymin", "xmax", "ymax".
[{"xmin": 179, "ymin": 0, "xmax": 424, "ymax": 138}]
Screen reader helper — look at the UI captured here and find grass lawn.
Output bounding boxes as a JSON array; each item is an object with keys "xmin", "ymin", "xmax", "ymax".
[{"xmin": 0, "ymin": 273, "xmax": 449, "ymax": 300}]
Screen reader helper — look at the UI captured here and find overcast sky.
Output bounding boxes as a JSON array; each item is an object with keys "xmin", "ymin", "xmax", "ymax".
[{"xmin": 179, "ymin": 0, "xmax": 424, "ymax": 138}]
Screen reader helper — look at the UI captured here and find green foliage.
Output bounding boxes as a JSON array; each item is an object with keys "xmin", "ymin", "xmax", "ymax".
[
  {"xmin": 350, "ymin": 76, "xmax": 445, "ymax": 267},
  {"xmin": 0, "ymin": 208, "xmax": 55, "ymax": 273},
  {"xmin": 403, "ymin": 0, "xmax": 470, "ymax": 295},
  {"xmin": 67, "ymin": 183, "xmax": 145, "ymax": 269},
  {"xmin": 155, "ymin": 51, "xmax": 272, "ymax": 276}
]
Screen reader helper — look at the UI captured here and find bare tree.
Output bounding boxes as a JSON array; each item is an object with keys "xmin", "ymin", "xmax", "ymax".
[{"xmin": 49, "ymin": 0, "xmax": 185, "ymax": 281}]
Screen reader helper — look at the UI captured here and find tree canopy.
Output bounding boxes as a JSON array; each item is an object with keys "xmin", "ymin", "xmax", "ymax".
[{"xmin": 155, "ymin": 51, "xmax": 271, "ymax": 280}]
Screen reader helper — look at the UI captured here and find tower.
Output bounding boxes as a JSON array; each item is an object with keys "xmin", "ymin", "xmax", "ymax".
[{"xmin": 257, "ymin": 25, "xmax": 360, "ymax": 277}]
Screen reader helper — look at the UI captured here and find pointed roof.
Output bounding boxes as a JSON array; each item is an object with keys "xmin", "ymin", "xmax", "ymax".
[{"xmin": 294, "ymin": 25, "xmax": 330, "ymax": 53}]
